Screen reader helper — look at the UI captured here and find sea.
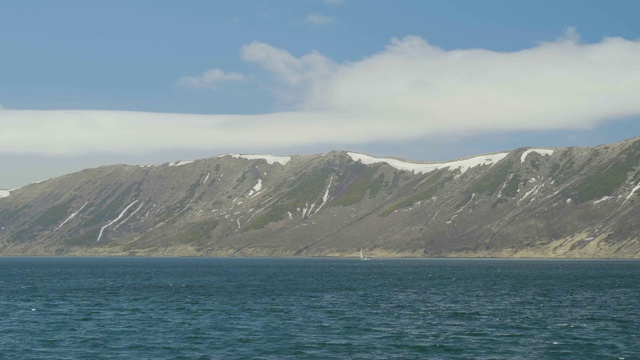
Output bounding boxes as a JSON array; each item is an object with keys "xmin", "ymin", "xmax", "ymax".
[{"xmin": 0, "ymin": 257, "xmax": 638, "ymax": 359}]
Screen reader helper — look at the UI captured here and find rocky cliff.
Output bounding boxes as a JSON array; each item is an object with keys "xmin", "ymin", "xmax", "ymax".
[{"xmin": 2, "ymin": 137, "xmax": 640, "ymax": 257}]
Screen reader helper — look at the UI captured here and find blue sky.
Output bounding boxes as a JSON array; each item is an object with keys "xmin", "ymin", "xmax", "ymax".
[{"xmin": 1, "ymin": 0, "xmax": 640, "ymax": 188}]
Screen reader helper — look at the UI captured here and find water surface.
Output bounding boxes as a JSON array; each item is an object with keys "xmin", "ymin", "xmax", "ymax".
[{"xmin": 0, "ymin": 257, "xmax": 637, "ymax": 359}]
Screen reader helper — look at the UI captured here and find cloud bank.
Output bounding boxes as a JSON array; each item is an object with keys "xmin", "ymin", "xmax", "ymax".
[
  {"xmin": 299, "ymin": 32, "xmax": 640, "ymax": 133},
  {"xmin": 2, "ymin": 29, "xmax": 640, "ymax": 156}
]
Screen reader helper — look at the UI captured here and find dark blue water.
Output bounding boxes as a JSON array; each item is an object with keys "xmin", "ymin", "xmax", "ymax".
[{"xmin": 0, "ymin": 257, "xmax": 638, "ymax": 359}]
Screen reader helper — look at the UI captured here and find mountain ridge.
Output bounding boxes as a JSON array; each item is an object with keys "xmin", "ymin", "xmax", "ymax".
[{"xmin": 1, "ymin": 137, "xmax": 640, "ymax": 258}]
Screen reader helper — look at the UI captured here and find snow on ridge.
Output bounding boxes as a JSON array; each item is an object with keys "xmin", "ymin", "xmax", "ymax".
[
  {"xmin": 347, "ymin": 152, "xmax": 509, "ymax": 175},
  {"xmin": 520, "ymin": 149, "xmax": 554, "ymax": 164},
  {"xmin": 1, "ymin": 179, "xmax": 52, "ymax": 197},
  {"xmin": 224, "ymin": 154, "xmax": 291, "ymax": 165},
  {"xmin": 168, "ymin": 160, "xmax": 194, "ymax": 167}
]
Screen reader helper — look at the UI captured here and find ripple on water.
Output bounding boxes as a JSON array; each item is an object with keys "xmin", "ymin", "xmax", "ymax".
[{"xmin": 0, "ymin": 257, "xmax": 638, "ymax": 359}]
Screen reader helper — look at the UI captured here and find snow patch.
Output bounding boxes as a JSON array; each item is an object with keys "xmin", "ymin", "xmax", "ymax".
[
  {"xmin": 322, "ymin": 177, "xmax": 333, "ymax": 203},
  {"xmin": 0, "ymin": 190, "xmax": 10, "ymax": 199},
  {"xmin": 168, "ymin": 160, "xmax": 194, "ymax": 167},
  {"xmin": 96, "ymin": 200, "xmax": 140, "ymax": 242},
  {"xmin": 248, "ymin": 179, "xmax": 263, "ymax": 197},
  {"xmin": 203, "ymin": 173, "xmax": 210, "ymax": 184},
  {"xmin": 454, "ymin": 193, "xmax": 475, "ymax": 216},
  {"xmin": 30, "ymin": 178, "xmax": 50, "ymax": 185},
  {"xmin": 593, "ymin": 196, "xmax": 612, "ymax": 205},
  {"xmin": 223, "ymin": 154, "xmax": 291, "ymax": 165},
  {"xmin": 114, "ymin": 202, "xmax": 144, "ymax": 229},
  {"xmin": 55, "ymin": 202, "xmax": 89, "ymax": 230},
  {"xmin": 622, "ymin": 182, "xmax": 640, "ymax": 205},
  {"xmin": 521, "ymin": 149, "xmax": 554, "ymax": 164},
  {"xmin": 347, "ymin": 152, "xmax": 508, "ymax": 174},
  {"xmin": 497, "ymin": 174, "xmax": 513, "ymax": 198},
  {"xmin": 518, "ymin": 185, "xmax": 542, "ymax": 206},
  {"xmin": 311, "ymin": 176, "xmax": 333, "ymax": 217}
]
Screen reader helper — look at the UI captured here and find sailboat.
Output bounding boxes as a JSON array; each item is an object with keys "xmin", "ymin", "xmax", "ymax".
[{"xmin": 360, "ymin": 248, "xmax": 370, "ymax": 261}]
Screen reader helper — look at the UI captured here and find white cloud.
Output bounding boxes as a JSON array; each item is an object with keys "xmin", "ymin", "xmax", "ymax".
[
  {"xmin": 241, "ymin": 41, "xmax": 336, "ymax": 86},
  {"xmin": 305, "ymin": 14, "xmax": 334, "ymax": 25},
  {"xmin": 241, "ymin": 41, "xmax": 336, "ymax": 103},
  {"xmin": 178, "ymin": 68, "xmax": 245, "ymax": 89},
  {"xmin": 300, "ymin": 30, "xmax": 640, "ymax": 134},
  {"xmin": 2, "ymin": 29, "xmax": 640, "ymax": 157}
]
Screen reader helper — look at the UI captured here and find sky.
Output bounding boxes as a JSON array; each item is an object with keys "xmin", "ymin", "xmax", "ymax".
[{"xmin": 1, "ymin": 0, "xmax": 640, "ymax": 189}]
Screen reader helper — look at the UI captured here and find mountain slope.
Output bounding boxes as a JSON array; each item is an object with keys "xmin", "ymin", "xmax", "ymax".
[{"xmin": 1, "ymin": 138, "xmax": 640, "ymax": 257}]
